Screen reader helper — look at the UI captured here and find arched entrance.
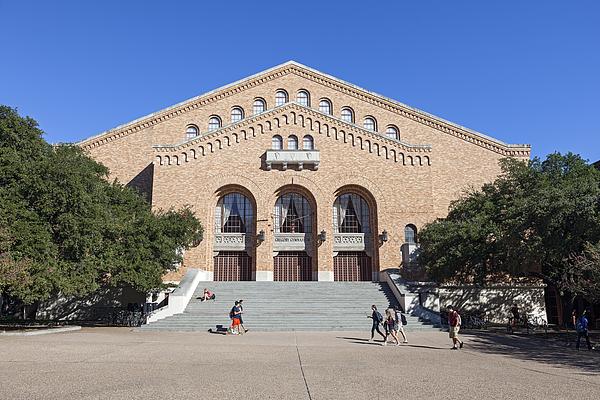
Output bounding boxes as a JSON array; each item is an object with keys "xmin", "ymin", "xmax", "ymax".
[
  {"xmin": 332, "ymin": 189, "xmax": 377, "ymax": 281},
  {"xmin": 213, "ymin": 190, "xmax": 255, "ymax": 281},
  {"xmin": 272, "ymin": 190, "xmax": 316, "ymax": 281}
]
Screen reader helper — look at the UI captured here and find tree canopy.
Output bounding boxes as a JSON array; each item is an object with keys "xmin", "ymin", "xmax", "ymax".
[
  {"xmin": 418, "ymin": 153, "xmax": 600, "ymax": 303},
  {"xmin": 0, "ymin": 105, "xmax": 203, "ymax": 305}
]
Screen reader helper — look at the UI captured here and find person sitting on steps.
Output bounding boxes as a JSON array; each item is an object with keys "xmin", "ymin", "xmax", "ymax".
[{"xmin": 200, "ymin": 288, "xmax": 215, "ymax": 302}]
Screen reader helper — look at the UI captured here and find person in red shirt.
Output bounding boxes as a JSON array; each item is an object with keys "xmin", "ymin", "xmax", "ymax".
[{"xmin": 447, "ymin": 305, "xmax": 464, "ymax": 350}]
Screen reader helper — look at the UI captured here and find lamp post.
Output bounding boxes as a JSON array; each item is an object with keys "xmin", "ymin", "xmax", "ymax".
[
  {"xmin": 256, "ymin": 230, "xmax": 265, "ymax": 245},
  {"xmin": 318, "ymin": 230, "xmax": 327, "ymax": 244},
  {"xmin": 379, "ymin": 230, "xmax": 388, "ymax": 244}
]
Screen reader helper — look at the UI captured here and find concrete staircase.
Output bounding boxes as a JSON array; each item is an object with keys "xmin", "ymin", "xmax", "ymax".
[{"xmin": 138, "ymin": 282, "xmax": 440, "ymax": 332}]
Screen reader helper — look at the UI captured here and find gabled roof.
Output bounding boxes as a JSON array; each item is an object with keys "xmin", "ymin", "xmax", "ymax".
[{"xmin": 78, "ymin": 61, "xmax": 530, "ymax": 157}]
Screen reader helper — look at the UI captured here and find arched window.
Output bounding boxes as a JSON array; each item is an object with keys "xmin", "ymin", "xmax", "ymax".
[
  {"xmin": 302, "ymin": 135, "xmax": 314, "ymax": 150},
  {"xmin": 341, "ymin": 107, "xmax": 354, "ymax": 123},
  {"xmin": 385, "ymin": 126, "xmax": 399, "ymax": 140},
  {"xmin": 215, "ymin": 193, "xmax": 254, "ymax": 234},
  {"xmin": 253, "ymin": 98, "xmax": 266, "ymax": 115},
  {"xmin": 296, "ymin": 90, "xmax": 310, "ymax": 107},
  {"xmin": 185, "ymin": 125, "xmax": 199, "ymax": 140},
  {"xmin": 272, "ymin": 135, "xmax": 283, "ymax": 150},
  {"xmin": 404, "ymin": 224, "xmax": 417, "ymax": 244},
  {"xmin": 274, "ymin": 193, "xmax": 312, "ymax": 233},
  {"xmin": 231, "ymin": 107, "xmax": 244, "ymax": 123},
  {"xmin": 319, "ymin": 98, "xmax": 332, "ymax": 115},
  {"xmin": 363, "ymin": 117, "xmax": 376, "ymax": 132},
  {"xmin": 275, "ymin": 90, "xmax": 288, "ymax": 107},
  {"xmin": 288, "ymin": 135, "xmax": 298, "ymax": 150},
  {"xmin": 333, "ymin": 193, "xmax": 370, "ymax": 233},
  {"xmin": 208, "ymin": 116, "xmax": 221, "ymax": 132}
]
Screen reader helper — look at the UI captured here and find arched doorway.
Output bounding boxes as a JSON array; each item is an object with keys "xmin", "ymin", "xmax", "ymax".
[
  {"xmin": 332, "ymin": 190, "xmax": 377, "ymax": 281},
  {"xmin": 272, "ymin": 191, "xmax": 315, "ymax": 281},
  {"xmin": 213, "ymin": 191, "xmax": 255, "ymax": 281}
]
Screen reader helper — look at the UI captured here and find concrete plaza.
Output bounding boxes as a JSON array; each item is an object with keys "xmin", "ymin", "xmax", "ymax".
[{"xmin": 1, "ymin": 328, "xmax": 598, "ymax": 400}]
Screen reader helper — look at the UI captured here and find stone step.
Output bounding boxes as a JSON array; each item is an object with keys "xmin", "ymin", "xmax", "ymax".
[{"xmin": 140, "ymin": 281, "xmax": 441, "ymax": 332}]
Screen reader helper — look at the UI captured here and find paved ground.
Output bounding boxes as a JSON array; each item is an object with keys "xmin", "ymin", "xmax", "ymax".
[{"xmin": 1, "ymin": 328, "xmax": 599, "ymax": 400}]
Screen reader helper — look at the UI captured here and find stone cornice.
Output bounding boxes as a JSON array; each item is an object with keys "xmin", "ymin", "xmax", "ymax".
[{"xmin": 79, "ymin": 61, "xmax": 530, "ymax": 158}]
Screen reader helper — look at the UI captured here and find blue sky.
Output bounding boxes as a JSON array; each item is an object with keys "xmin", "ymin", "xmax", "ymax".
[{"xmin": 1, "ymin": 1, "xmax": 598, "ymax": 161}]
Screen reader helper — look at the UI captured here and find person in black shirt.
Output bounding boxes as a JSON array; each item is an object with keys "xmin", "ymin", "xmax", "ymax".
[{"xmin": 367, "ymin": 305, "xmax": 386, "ymax": 342}]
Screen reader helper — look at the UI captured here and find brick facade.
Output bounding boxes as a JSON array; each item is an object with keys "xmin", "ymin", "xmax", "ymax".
[{"xmin": 78, "ymin": 62, "xmax": 530, "ymax": 282}]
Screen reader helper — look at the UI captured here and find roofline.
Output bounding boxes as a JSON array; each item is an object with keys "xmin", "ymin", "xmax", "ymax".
[
  {"xmin": 77, "ymin": 61, "xmax": 299, "ymax": 146},
  {"xmin": 285, "ymin": 61, "xmax": 529, "ymax": 149},
  {"xmin": 77, "ymin": 60, "xmax": 530, "ymax": 150}
]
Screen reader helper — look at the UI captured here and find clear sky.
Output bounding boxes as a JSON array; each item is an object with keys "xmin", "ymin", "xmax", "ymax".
[{"xmin": 1, "ymin": 1, "xmax": 598, "ymax": 162}]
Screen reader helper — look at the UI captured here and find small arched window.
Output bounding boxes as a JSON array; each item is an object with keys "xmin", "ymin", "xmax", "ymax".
[
  {"xmin": 296, "ymin": 90, "xmax": 310, "ymax": 107},
  {"xmin": 185, "ymin": 125, "xmax": 199, "ymax": 140},
  {"xmin": 231, "ymin": 107, "xmax": 244, "ymax": 123},
  {"xmin": 208, "ymin": 116, "xmax": 221, "ymax": 132},
  {"xmin": 253, "ymin": 98, "xmax": 266, "ymax": 115},
  {"xmin": 341, "ymin": 107, "xmax": 354, "ymax": 123},
  {"xmin": 272, "ymin": 135, "xmax": 283, "ymax": 150},
  {"xmin": 363, "ymin": 117, "xmax": 376, "ymax": 132},
  {"xmin": 319, "ymin": 98, "xmax": 332, "ymax": 115},
  {"xmin": 303, "ymin": 135, "xmax": 314, "ymax": 150},
  {"xmin": 404, "ymin": 224, "xmax": 417, "ymax": 244},
  {"xmin": 275, "ymin": 90, "xmax": 288, "ymax": 107},
  {"xmin": 288, "ymin": 135, "xmax": 298, "ymax": 150},
  {"xmin": 385, "ymin": 126, "xmax": 399, "ymax": 140}
]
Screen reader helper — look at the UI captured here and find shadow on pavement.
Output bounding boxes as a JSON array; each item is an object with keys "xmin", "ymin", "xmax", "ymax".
[
  {"xmin": 463, "ymin": 331, "xmax": 600, "ymax": 375},
  {"xmin": 336, "ymin": 337, "xmax": 447, "ymax": 350},
  {"xmin": 404, "ymin": 344, "xmax": 448, "ymax": 350}
]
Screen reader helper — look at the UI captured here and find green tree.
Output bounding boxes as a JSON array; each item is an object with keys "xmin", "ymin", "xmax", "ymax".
[
  {"xmin": 419, "ymin": 153, "xmax": 600, "ymax": 316},
  {"xmin": 0, "ymin": 105, "xmax": 203, "ymax": 311}
]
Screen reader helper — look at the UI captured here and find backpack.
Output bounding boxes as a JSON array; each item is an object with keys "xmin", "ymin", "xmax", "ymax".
[
  {"xmin": 375, "ymin": 311, "xmax": 383, "ymax": 323},
  {"xmin": 400, "ymin": 313, "xmax": 407, "ymax": 326},
  {"xmin": 576, "ymin": 317, "xmax": 586, "ymax": 333}
]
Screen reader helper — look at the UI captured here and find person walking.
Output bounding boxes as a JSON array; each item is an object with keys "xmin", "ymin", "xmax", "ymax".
[
  {"xmin": 237, "ymin": 299, "xmax": 248, "ymax": 333},
  {"xmin": 383, "ymin": 308, "xmax": 400, "ymax": 346},
  {"xmin": 447, "ymin": 305, "xmax": 464, "ymax": 350},
  {"xmin": 367, "ymin": 305, "xmax": 386, "ymax": 342},
  {"xmin": 229, "ymin": 301, "xmax": 242, "ymax": 335},
  {"xmin": 510, "ymin": 303, "xmax": 520, "ymax": 327},
  {"xmin": 576, "ymin": 309, "xmax": 593, "ymax": 351},
  {"xmin": 394, "ymin": 305, "xmax": 408, "ymax": 344}
]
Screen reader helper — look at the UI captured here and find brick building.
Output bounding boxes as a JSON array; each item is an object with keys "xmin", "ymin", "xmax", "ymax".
[{"xmin": 78, "ymin": 61, "xmax": 530, "ymax": 282}]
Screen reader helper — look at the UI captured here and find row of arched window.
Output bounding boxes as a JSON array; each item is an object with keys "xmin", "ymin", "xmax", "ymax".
[
  {"xmin": 271, "ymin": 134, "xmax": 314, "ymax": 151},
  {"xmin": 184, "ymin": 89, "xmax": 402, "ymax": 141},
  {"xmin": 216, "ymin": 191, "xmax": 417, "ymax": 243}
]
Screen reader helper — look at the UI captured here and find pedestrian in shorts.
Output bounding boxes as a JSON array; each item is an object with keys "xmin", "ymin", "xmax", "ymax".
[{"xmin": 447, "ymin": 305, "xmax": 464, "ymax": 350}]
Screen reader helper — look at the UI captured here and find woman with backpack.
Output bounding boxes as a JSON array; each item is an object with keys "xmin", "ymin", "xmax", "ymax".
[
  {"xmin": 367, "ymin": 305, "xmax": 386, "ymax": 342},
  {"xmin": 383, "ymin": 308, "xmax": 400, "ymax": 346}
]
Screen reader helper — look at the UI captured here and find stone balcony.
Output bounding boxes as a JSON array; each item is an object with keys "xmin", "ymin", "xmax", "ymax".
[
  {"xmin": 333, "ymin": 233, "xmax": 366, "ymax": 252},
  {"xmin": 273, "ymin": 233, "xmax": 311, "ymax": 252},
  {"xmin": 214, "ymin": 233, "xmax": 252, "ymax": 252},
  {"xmin": 265, "ymin": 150, "xmax": 320, "ymax": 170}
]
